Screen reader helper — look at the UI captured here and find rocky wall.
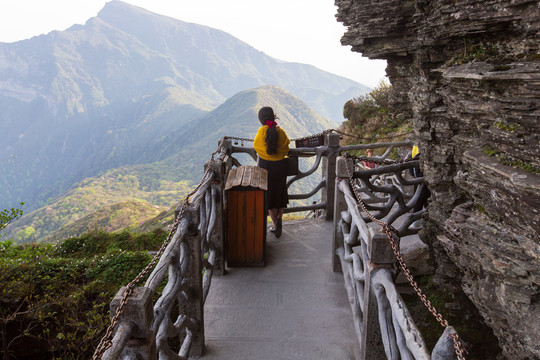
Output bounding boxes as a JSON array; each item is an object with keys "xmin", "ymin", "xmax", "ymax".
[{"xmin": 335, "ymin": 1, "xmax": 540, "ymax": 359}]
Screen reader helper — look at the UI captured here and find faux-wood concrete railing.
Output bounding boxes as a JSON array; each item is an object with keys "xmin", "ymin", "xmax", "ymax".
[
  {"xmin": 100, "ymin": 133, "xmax": 345, "ymax": 359},
  {"xmin": 99, "ymin": 133, "xmax": 454, "ymax": 360},
  {"xmin": 333, "ymin": 155, "xmax": 459, "ymax": 360}
]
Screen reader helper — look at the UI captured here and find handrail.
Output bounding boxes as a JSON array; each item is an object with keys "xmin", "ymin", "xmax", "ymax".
[
  {"xmin": 334, "ymin": 156, "xmax": 460, "ymax": 360},
  {"xmin": 337, "ymin": 179, "xmax": 430, "ymax": 359},
  {"xmin": 99, "ymin": 148, "xmax": 228, "ymax": 360},
  {"xmin": 227, "ymin": 133, "xmax": 342, "ymax": 219},
  {"xmin": 97, "ymin": 131, "xmax": 440, "ymax": 360}
]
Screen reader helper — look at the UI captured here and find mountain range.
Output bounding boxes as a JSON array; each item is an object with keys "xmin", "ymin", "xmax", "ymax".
[{"xmin": 0, "ymin": 1, "xmax": 370, "ymax": 242}]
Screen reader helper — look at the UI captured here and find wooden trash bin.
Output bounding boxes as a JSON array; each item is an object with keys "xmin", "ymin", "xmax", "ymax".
[{"xmin": 225, "ymin": 165, "xmax": 268, "ymax": 267}]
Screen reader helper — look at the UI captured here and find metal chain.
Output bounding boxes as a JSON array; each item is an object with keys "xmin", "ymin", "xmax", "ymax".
[
  {"xmin": 222, "ymin": 129, "xmax": 332, "ymax": 144},
  {"xmin": 221, "ymin": 128, "xmax": 410, "ymax": 149},
  {"xmin": 343, "ymin": 153, "xmax": 467, "ymax": 360},
  {"xmin": 222, "ymin": 128, "xmax": 411, "ymax": 149},
  {"xmin": 290, "ymin": 129, "xmax": 333, "ymax": 142},
  {"xmin": 92, "ymin": 168, "xmax": 213, "ymax": 360},
  {"xmin": 211, "ymin": 139, "xmax": 227, "ymax": 161},
  {"xmin": 224, "ymin": 135, "xmax": 254, "ymax": 143}
]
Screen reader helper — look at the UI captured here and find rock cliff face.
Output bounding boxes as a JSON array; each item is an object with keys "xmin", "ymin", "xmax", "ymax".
[{"xmin": 335, "ymin": 1, "xmax": 539, "ymax": 359}]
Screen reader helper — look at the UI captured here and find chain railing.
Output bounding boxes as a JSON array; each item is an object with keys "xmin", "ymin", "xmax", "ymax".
[
  {"xmin": 93, "ymin": 129, "xmax": 467, "ymax": 360},
  {"xmin": 92, "ymin": 131, "xmax": 341, "ymax": 359},
  {"xmin": 223, "ymin": 132, "xmax": 344, "ymax": 219},
  {"xmin": 334, "ymin": 154, "xmax": 467, "ymax": 360},
  {"xmin": 92, "ymin": 147, "xmax": 228, "ymax": 360}
]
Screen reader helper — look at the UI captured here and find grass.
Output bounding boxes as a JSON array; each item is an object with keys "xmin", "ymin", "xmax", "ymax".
[{"xmin": 445, "ymin": 41, "xmax": 499, "ymax": 67}]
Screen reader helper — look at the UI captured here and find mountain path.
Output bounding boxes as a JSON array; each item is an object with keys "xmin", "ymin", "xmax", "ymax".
[{"xmin": 200, "ymin": 218, "xmax": 361, "ymax": 360}]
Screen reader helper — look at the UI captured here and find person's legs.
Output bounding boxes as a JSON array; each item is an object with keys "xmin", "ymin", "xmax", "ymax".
[
  {"xmin": 268, "ymin": 208, "xmax": 283, "ymax": 238},
  {"xmin": 268, "ymin": 208, "xmax": 278, "ymax": 227},
  {"xmin": 275, "ymin": 208, "xmax": 283, "ymax": 237}
]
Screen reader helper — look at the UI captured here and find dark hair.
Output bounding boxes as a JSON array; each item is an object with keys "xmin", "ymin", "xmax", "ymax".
[
  {"xmin": 258, "ymin": 107, "xmax": 278, "ymax": 155},
  {"xmin": 258, "ymin": 107, "xmax": 274, "ymax": 126},
  {"xmin": 266, "ymin": 126, "xmax": 278, "ymax": 155}
]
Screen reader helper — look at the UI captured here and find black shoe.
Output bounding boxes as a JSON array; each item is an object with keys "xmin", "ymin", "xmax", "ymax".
[{"xmin": 275, "ymin": 218, "xmax": 282, "ymax": 238}]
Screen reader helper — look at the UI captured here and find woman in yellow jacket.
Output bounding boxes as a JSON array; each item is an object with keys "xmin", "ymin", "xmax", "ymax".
[{"xmin": 253, "ymin": 106, "xmax": 290, "ymax": 238}]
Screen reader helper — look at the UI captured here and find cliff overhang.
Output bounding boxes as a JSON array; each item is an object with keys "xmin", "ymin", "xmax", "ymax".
[{"xmin": 335, "ymin": 1, "xmax": 540, "ymax": 359}]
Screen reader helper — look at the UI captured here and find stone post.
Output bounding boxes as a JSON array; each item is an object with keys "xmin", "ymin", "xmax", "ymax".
[
  {"xmin": 106, "ymin": 286, "xmax": 156, "ymax": 360},
  {"xmin": 332, "ymin": 156, "xmax": 349, "ymax": 272},
  {"xmin": 205, "ymin": 159, "xmax": 225, "ymax": 276},
  {"xmin": 360, "ymin": 230, "xmax": 399, "ymax": 360},
  {"xmin": 180, "ymin": 206, "xmax": 205, "ymax": 357},
  {"xmin": 322, "ymin": 132, "xmax": 341, "ymax": 220}
]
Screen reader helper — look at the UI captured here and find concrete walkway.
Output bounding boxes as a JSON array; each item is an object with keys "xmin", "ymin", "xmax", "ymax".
[{"xmin": 201, "ymin": 218, "xmax": 361, "ymax": 360}]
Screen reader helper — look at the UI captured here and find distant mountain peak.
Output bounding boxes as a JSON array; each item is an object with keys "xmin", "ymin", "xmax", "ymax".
[
  {"xmin": 0, "ymin": 0, "xmax": 369, "ymax": 224},
  {"xmin": 100, "ymin": 0, "xmax": 153, "ymax": 16}
]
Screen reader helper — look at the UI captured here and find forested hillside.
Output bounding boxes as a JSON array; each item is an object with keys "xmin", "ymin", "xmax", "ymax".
[
  {"xmin": 0, "ymin": 0, "xmax": 369, "ymax": 215},
  {"xmin": 4, "ymin": 85, "xmax": 337, "ymax": 242}
]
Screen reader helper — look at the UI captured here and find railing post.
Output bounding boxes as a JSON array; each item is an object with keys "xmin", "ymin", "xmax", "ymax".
[
  {"xmin": 181, "ymin": 207, "xmax": 205, "ymax": 357},
  {"xmin": 105, "ymin": 287, "xmax": 156, "ymax": 359},
  {"xmin": 322, "ymin": 132, "xmax": 341, "ymax": 220},
  {"xmin": 361, "ymin": 231, "xmax": 399, "ymax": 360},
  {"xmin": 205, "ymin": 159, "xmax": 225, "ymax": 276},
  {"xmin": 220, "ymin": 137, "xmax": 232, "ymax": 154},
  {"xmin": 432, "ymin": 326, "xmax": 459, "ymax": 360},
  {"xmin": 332, "ymin": 156, "xmax": 349, "ymax": 273}
]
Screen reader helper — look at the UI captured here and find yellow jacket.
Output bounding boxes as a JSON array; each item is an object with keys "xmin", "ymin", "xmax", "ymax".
[{"xmin": 253, "ymin": 125, "xmax": 290, "ymax": 161}]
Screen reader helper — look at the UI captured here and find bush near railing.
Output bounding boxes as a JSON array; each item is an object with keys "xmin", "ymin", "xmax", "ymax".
[{"xmin": 0, "ymin": 230, "xmax": 165, "ymax": 360}]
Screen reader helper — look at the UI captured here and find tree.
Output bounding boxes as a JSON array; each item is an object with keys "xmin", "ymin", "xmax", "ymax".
[
  {"xmin": 341, "ymin": 81, "xmax": 410, "ymax": 146},
  {"xmin": 0, "ymin": 203, "xmax": 24, "ymax": 234},
  {"xmin": 342, "ymin": 81, "xmax": 391, "ymax": 135}
]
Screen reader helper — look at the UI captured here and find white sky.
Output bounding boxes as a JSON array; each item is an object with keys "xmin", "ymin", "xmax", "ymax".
[{"xmin": 0, "ymin": 0, "xmax": 387, "ymax": 88}]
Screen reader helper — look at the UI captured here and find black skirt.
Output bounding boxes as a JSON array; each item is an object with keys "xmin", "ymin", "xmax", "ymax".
[{"xmin": 258, "ymin": 158, "xmax": 289, "ymax": 209}]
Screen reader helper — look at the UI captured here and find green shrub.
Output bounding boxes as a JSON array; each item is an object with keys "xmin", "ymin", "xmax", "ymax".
[
  {"xmin": 86, "ymin": 251, "xmax": 153, "ymax": 289},
  {"xmin": 0, "ymin": 229, "xmax": 164, "ymax": 359},
  {"xmin": 341, "ymin": 81, "xmax": 411, "ymax": 150}
]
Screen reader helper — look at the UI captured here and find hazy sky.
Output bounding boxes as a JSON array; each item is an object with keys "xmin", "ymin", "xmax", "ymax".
[{"xmin": 0, "ymin": 0, "xmax": 387, "ymax": 87}]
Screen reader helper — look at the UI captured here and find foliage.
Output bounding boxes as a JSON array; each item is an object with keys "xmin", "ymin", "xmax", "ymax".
[
  {"xmin": 340, "ymin": 81, "xmax": 411, "ymax": 151},
  {"xmin": 493, "ymin": 120, "xmax": 518, "ymax": 133},
  {"xmin": 446, "ymin": 41, "xmax": 499, "ymax": 67},
  {"xmin": 0, "ymin": 203, "xmax": 24, "ymax": 233},
  {"xmin": 0, "ymin": 229, "xmax": 165, "ymax": 359},
  {"xmin": 3, "ymin": 165, "xmax": 192, "ymax": 243}
]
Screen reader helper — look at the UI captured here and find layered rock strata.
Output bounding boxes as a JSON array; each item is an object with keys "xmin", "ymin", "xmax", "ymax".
[{"xmin": 335, "ymin": 1, "xmax": 540, "ymax": 359}]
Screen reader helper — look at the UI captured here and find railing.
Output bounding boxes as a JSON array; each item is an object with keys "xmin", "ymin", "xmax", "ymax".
[
  {"xmin": 333, "ymin": 155, "xmax": 460, "ymax": 360},
  {"xmin": 99, "ymin": 151, "xmax": 227, "ymax": 360},
  {"xmin": 224, "ymin": 133, "xmax": 342, "ymax": 218},
  {"xmin": 95, "ymin": 132, "xmax": 463, "ymax": 360},
  {"xmin": 96, "ymin": 133, "xmax": 341, "ymax": 359}
]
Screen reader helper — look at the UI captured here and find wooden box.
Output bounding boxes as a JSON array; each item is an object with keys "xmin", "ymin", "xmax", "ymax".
[{"xmin": 225, "ymin": 166, "xmax": 268, "ymax": 267}]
